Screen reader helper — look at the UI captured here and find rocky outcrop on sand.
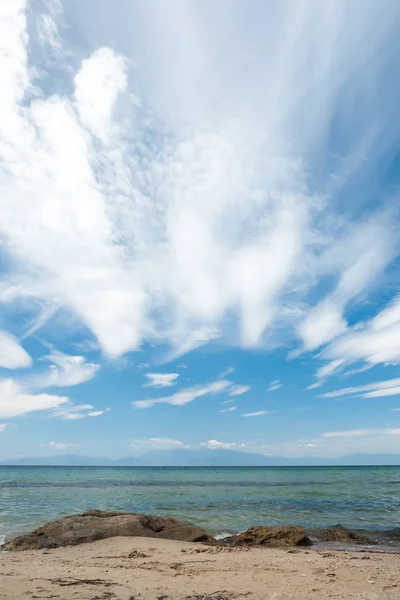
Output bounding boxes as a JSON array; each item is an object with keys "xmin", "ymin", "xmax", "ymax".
[
  {"xmin": 319, "ymin": 527, "xmax": 377, "ymax": 545},
  {"xmin": 7, "ymin": 510, "xmax": 378, "ymax": 552},
  {"xmin": 5, "ymin": 510, "xmax": 215, "ymax": 551},
  {"xmin": 222, "ymin": 525, "xmax": 312, "ymax": 547}
]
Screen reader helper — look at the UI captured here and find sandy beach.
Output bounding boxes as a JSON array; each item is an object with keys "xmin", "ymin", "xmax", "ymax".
[{"xmin": 1, "ymin": 536, "xmax": 400, "ymax": 600}]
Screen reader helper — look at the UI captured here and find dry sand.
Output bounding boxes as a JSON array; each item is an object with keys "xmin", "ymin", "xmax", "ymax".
[{"xmin": 1, "ymin": 536, "xmax": 400, "ymax": 600}]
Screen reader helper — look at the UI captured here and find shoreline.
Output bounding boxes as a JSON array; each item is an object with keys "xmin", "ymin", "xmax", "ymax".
[
  {"xmin": 4, "ymin": 522, "xmax": 400, "ymax": 555},
  {"xmin": 2, "ymin": 536, "xmax": 400, "ymax": 599}
]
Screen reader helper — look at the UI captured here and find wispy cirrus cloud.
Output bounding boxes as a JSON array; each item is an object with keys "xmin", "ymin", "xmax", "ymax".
[
  {"xmin": 242, "ymin": 410, "xmax": 272, "ymax": 418},
  {"xmin": 320, "ymin": 295, "xmax": 400, "ymax": 369},
  {"xmin": 133, "ymin": 379, "xmax": 232, "ymax": 409},
  {"xmin": 305, "ymin": 382, "xmax": 323, "ymax": 391},
  {"xmin": 319, "ymin": 377, "xmax": 400, "ymax": 399},
  {"xmin": 220, "ymin": 406, "xmax": 236, "ymax": 413},
  {"xmin": 144, "ymin": 373, "xmax": 179, "ymax": 388},
  {"xmin": 267, "ymin": 380, "xmax": 282, "ymax": 391},
  {"xmin": 228, "ymin": 384, "xmax": 250, "ymax": 396},
  {"xmin": 219, "ymin": 367, "xmax": 235, "ymax": 378},
  {"xmin": 297, "ymin": 217, "xmax": 398, "ymax": 352},
  {"xmin": 321, "ymin": 428, "xmax": 400, "ymax": 438},
  {"xmin": 51, "ymin": 404, "xmax": 109, "ymax": 420},
  {"xmin": 305, "ymin": 359, "xmax": 345, "ymax": 390}
]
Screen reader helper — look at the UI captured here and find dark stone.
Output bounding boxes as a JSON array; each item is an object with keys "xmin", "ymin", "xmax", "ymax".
[
  {"xmin": 222, "ymin": 525, "xmax": 312, "ymax": 547},
  {"xmin": 319, "ymin": 528, "xmax": 377, "ymax": 545},
  {"xmin": 5, "ymin": 510, "xmax": 215, "ymax": 551}
]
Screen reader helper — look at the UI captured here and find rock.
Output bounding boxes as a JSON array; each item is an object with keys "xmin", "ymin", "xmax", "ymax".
[
  {"xmin": 222, "ymin": 525, "xmax": 312, "ymax": 547},
  {"xmin": 5, "ymin": 510, "xmax": 215, "ymax": 551},
  {"xmin": 319, "ymin": 528, "xmax": 377, "ymax": 545}
]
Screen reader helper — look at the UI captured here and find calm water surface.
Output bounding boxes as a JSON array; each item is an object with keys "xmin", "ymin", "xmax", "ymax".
[{"xmin": 1, "ymin": 466, "xmax": 400, "ymax": 543}]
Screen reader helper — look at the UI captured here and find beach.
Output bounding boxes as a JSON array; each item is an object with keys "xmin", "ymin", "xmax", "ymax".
[
  {"xmin": 2, "ymin": 466, "xmax": 400, "ymax": 598},
  {"xmin": 2, "ymin": 536, "xmax": 400, "ymax": 600}
]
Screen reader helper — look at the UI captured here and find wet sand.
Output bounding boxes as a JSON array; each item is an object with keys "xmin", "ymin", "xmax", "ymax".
[{"xmin": 1, "ymin": 536, "xmax": 400, "ymax": 600}]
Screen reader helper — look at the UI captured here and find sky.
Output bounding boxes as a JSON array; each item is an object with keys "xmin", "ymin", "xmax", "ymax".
[{"xmin": 1, "ymin": 0, "xmax": 400, "ymax": 462}]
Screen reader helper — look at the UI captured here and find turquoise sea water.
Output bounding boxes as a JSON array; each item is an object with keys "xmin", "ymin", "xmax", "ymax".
[{"xmin": 1, "ymin": 466, "xmax": 400, "ymax": 545}]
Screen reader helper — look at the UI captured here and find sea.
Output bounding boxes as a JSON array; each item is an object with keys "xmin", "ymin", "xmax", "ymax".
[{"xmin": 1, "ymin": 466, "xmax": 400, "ymax": 549}]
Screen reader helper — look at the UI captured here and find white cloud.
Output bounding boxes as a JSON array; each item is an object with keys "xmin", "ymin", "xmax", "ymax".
[
  {"xmin": 320, "ymin": 377, "xmax": 400, "ymax": 399},
  {"xmin": 305, "ymin": 359, "xmax": 344, "ymax": 390},
  {"xmin": 51, "ymin": 403, "xmax": 106, "ymax": 420},
  {"xmin": 74, "ymin": 47, "xmax": 127, "ymax": 140},
  {"xmin": 41, "ymin": 441, "xmax": 77, "ymax": 451},
  {"xmin": 321, "ymin": 295, "xmax": 400, "ymax": 369},
  {"xmin": 130, "ymin": 437, "xmax": 248, "ymax": 453},
  {"xmin": 87, "ymin": 410, "xmax": 104, "ymax": 417},
  {"xmin": 363, "ymin": 386, "xmax": 400, "ymax": 399},
  {"xmin": 133, "ymin": 379, "xmax": 231, "ymax": 409},
  {"xmin": 297, "ymin": 219, "xmax": 396, "ymax": 352},
  {"xmin": 220, "ymin": 367, "xmax": 235, "ymax": 378},
  {"xmin": 201, "ymin": 439, "xmax": 246, "ymax": 451},
  {"xmin": 0, "ymin": 0, "xmax": 400, "ymax": 367},
  {"xmin": 30, "ymin": 352, "xmax": 100, "ymax": 388},
  {"xmin": 242, "ymin": 410, "xmax": 271, "ymax": 417},
  {"xmin": 228, "ymin": 384, "xmax": 250, "ymax": 396},
  {"xmin": 298, "ymin": 299, "xmax": 347, "ymax": 352},
  {"xmin": 321, "ymin": 428, "xmax": 400, "ymax": 438},
  {"xmin": 304, "ymin": 382, "xmax": 323, "ymax": 390},
  {"xmin": 0, "ymin": 331, "xmax": 32, "ymax": 369},
  {"xmin": 0, "ymin": 424, "xmax": 8, "ymax": 433},
  {"xmin": 0, "ymin": 378, "xmax": 68, "ymax": 418},
  {"xmin": 144, "ymin": 373, "xmax": 179, "ymax": 388},
  {"xmin": 131, "ymin": 438, "xmax": 189, "ymax": 451},
  {"xmin": 220, "ymin": 406, "xmax": 236, "ymax": 413},
  {"xmin": 267, "ymin": 380, "xmax": 282, "ymax": 391},
  {"xmin": 343, "ymin": 364, "xmax": 375, "ymax": 377},
  {"xmin": 315, "ymin": 360, "xmax": 344, "ymax": 381}
]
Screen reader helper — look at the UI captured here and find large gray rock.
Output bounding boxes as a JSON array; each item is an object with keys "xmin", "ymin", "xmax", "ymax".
[
  {"xmin": 222, "ymin": 525, "xmax": 312, "ymax": 547},
  {"xmin": 5, "ymin": 510, "xmax": 215, "ymax": 551}
]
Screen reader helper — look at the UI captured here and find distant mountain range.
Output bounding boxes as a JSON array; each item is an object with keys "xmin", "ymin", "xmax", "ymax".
[{"xmin": 2, "ymin": 448, "xmax": 400, "ymax": 466}]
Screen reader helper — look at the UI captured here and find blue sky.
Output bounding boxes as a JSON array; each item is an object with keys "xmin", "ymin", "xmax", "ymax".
[{"xmin": 1, "ymin": 0, "xmax": 400, "ymax": 461}]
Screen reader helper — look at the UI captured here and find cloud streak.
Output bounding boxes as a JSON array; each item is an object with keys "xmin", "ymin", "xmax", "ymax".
[
  {"xmin": 319, "ymin": 377, "xmax": 400, "ymax": 399},
  {"xmin": 267, "ymin": 380, "xmax": 282, "ymax": 391},
  {"xmin": 144, "ymin": 373, "xmax": 179, "ymax": 388},
  {"xmin": 242, "ymin": 410, "xmax": 271, "ymax": 418},
  {"xmin": 228, "ymin": 385, "xmax": 250, "ymax": 396},
  {"xmin": 133, "ymin": 379, "xmax": 232, "ymax": 409}
]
